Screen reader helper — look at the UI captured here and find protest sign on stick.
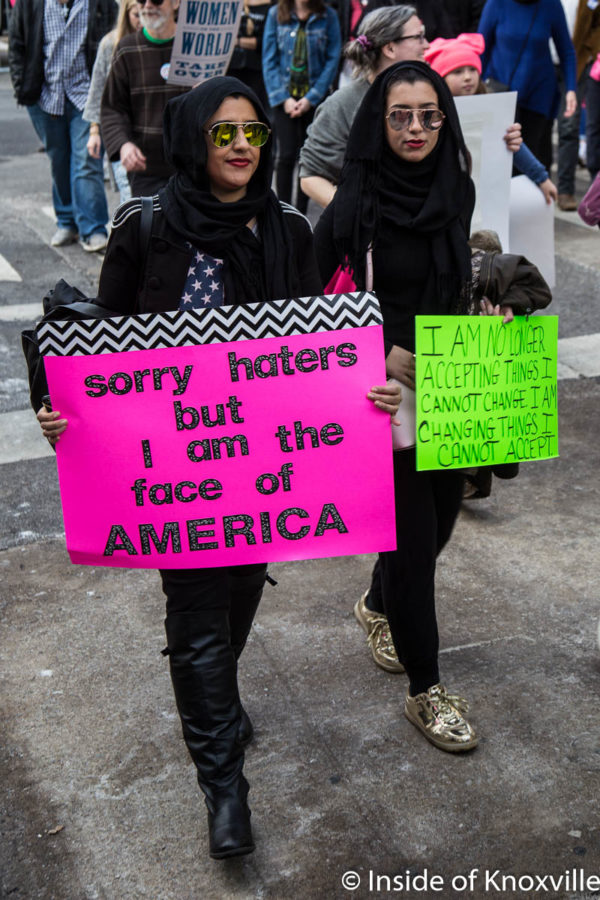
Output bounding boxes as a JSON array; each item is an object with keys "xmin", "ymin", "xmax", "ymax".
[
  {"xmin": 39, "ymin": 293, "xmax": 396, "ymax": 568},
  {"xmin": 414, "ymin": 315, "xmax": 559, "ymax": 471},
  {"xmin": 168, "ymin": 0, "xmax": 243, "ymax": 86}
]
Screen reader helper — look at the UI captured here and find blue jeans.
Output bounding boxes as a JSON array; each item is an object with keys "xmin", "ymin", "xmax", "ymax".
[
  {"xmin": 111, "ymin": 160, "xmax": 132, "ymax": 204},
  {"xmin": 27, "ymin": 99, "xmax": 108, "ymax": 239}
]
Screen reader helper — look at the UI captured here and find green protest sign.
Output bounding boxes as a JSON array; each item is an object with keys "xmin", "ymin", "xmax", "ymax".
[{"xmin": 415, "ymin": 315, "xmax": 559, "ymax": 471}]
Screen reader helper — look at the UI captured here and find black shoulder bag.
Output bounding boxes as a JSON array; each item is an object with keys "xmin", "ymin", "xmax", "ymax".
[{"xmin": 21, "ymin": 197, "xmax": 154, "ymax": 413}]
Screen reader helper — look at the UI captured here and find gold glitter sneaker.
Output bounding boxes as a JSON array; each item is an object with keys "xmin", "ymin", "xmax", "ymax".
[
  {"xmin": 404, "ymin": 683, "xmax": 479, "ymax": 752},
  {"xmin": 353, "ymin": 591, "xmax": 405, "ymax": 673}
]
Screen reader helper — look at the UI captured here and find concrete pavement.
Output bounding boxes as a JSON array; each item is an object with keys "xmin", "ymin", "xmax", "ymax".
[
  {"xmin": 1, "ymin": 107, "xmax": 600, "ymax": 898},
  {"xmin": 2, "ymin": 380, "xmax": 600, "ymax": 900}
]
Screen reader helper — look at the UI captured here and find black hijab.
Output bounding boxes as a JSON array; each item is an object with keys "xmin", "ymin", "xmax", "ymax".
[
  {"xmin": 158, "ymin": 76, "xmax": 299, "ymax": 305},
  {"xmin": 332, "ymin": 60, "xmax": 475, "ymax": 314}
]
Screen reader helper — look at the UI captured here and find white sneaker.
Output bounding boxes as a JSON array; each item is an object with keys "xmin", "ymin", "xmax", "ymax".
[
  {"xmin": 80, "ymin": 232, "xmax": 108, "ymax": 253},
  {"xmin": 51, "ymin": 227, "xmax": 78, "ymax": 247}
]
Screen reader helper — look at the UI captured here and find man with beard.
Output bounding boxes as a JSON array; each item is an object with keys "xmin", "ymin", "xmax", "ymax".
[{"xmin": 101, "ymin": 0, "xmax": 189, "ymax": 195}]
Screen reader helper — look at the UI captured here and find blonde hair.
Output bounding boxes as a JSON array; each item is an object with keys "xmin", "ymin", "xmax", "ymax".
[{"xmin": 114, "ymin": 0, "xmax": 141, "ymax": 49}]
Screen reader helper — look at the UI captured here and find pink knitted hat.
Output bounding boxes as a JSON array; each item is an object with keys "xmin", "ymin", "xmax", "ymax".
[{"xmin": 424, "ymin": 33, "xmax": 485, "ymax": 78}]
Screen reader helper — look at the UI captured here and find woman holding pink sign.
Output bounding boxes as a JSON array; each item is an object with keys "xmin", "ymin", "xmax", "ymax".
[{"xmin": 37, "ymin": 76, "xmax": 401, "ymax": 860}]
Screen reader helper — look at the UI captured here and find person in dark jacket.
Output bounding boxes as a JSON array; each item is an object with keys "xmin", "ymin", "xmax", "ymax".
[
  {"xmin": 8, "ymin": 0, "xmax": 116, "ymax": 251},
  {"xmin": 227, "ymin": 0, "xmax": 275, "ymax": 110},
  {"xmin": 38, "ymin": 76, "xmax": 401, "ymax": 859},
  {"xmin": 442, "ymin": 0, "xmax": 485, "ymax": 36}
]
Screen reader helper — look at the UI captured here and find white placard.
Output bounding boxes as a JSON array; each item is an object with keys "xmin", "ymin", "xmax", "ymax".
[
  {"xmin": 508, "ymin": 174, "xmax": 556, "ymax": 288},
  {"xmin": 455, "ymin": 92, "xmax": 517, "ymax": 250},
  {"xmin": 168, "ymin": 0, "xmax": 243, "ymax": 86}
]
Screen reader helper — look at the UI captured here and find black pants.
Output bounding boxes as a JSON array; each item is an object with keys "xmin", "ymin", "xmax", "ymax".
[
  {"xmin": 160, "ymin": 563, "xmax": 266, "ymax": 616},
  {"xmin": 516, "ymin": 105, "xmax": 554, "ymax": 172},
  {"xmin": 376, "ymin": 449, "xmax": 464, "ymax": 696},
  {"xmin": 272, "ymin": 105, "xmax": 314, "ymax": 214}
]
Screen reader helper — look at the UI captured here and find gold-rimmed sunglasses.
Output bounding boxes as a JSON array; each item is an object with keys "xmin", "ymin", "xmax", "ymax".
[
  {"xmin": 385, "ymin": 108, "xmax": 446, "ymax": 132},
  {"xmin": 204, "ymin": 121, "xmax": 272, "ymax": 148}
]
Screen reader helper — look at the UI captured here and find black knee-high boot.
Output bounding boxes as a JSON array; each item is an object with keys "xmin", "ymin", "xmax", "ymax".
[
  {"xmin": 165, "ymin": 610, "xmax": 254, "ymax": 859},
  {"xmin": 228, "ymin": 565, "xmax": 267, "ymax": 747}
]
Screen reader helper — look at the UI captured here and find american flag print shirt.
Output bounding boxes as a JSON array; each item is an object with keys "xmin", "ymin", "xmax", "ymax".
[{"xmin": 179, "ymin": 249, "xmax": 225, "ymax": 310}]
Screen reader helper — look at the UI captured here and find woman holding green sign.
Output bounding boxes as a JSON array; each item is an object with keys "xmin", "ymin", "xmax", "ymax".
[{"xmin": 315, "ymin": 60, "xmax": 513, "ymax": 752}]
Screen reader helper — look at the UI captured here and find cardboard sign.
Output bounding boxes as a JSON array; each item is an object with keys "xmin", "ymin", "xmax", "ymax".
[
  {"xmin": 415, "ymin": 315, "xmax": 559, "ymax": 471},
  {"xmin": 509, "ymin": 175, "xmax": 556, "ymax": 289},
  {"xmin": 38, "ymin": 293, "xmax": 396, "ymax": 568},
  {"xmin": 454, "ymin": 92, "xmax": 517, "ymax": 250},
  {"xmin": 168, "ymin": 0, "xmax": 243, "ymax": 86}
]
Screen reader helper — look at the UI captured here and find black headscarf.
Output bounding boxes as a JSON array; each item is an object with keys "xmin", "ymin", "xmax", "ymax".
[
  {"xmin": 158, "ymin": 76, "xmax": 299, "ymax": 305},
  {"xmin": 332, "ymin": 60, "xmax": 475, "ymax": 314}
]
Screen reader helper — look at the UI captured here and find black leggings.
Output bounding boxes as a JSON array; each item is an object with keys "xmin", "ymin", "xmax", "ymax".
[{"xmin": 376, "ymin": 449, "xmax": 464, "ymax": 696}]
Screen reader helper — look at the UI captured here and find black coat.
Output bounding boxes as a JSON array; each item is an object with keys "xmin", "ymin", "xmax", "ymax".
[
  {"xmin": 8, "ymin": 0, "xmax": 116, "ymax": 106},
  {"xmin": 442, "ymin": 0, "xmax": 485, "ymax": 37},
  {"xmin": 97, "ymin": 197, "xmax": 323, "ymax": 315}
]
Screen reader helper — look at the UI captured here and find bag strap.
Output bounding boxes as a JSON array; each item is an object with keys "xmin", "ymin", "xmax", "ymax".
[
  {"xmin": 139, "ymin": 195, "xmax": 153, "ymax": 264},
  {"xmin": 136, "ymin": 196, "xmax": 154, "ymax": 313},
  {"xmin": 365, "ymin": 245, "xmax": 373, "ymax": 292},
  {"xmin": 43, "ymin": 300, "xmax": 111, "ymax": 321},
  {"xmin": 506, "ymin": 2, "xmax": 540, "ymax": 90}
]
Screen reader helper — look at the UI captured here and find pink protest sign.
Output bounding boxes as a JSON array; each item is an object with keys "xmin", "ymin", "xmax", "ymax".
[{"xmin": 38, "ymin": 293, "xmax": 396, "ymax": 568}]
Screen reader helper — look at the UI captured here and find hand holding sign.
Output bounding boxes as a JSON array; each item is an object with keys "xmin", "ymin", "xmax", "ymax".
[
  {"xmin": 415, "ymin": 314, "xmax": 559, "ymax": 471},
  {"xmin": 39, "ymin": 293, "xmax": 397, "ymax": 568}
]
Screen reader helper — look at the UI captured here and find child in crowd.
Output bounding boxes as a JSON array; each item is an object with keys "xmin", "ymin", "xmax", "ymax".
[{"xmin": 425, "ymin": 33, "xmax": 559, "ymax": 205}]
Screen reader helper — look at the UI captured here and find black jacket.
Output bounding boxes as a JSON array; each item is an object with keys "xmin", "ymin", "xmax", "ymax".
[
  {"xmin": 8, "ymin": 0, "xmax": 116, "ymax": 107},
  {"xmin": 97, "ymin": 197, "xmax": 323, "ymax": 315},
  {"xmin": 442, "ymin": 0, "xmax": 485, "ymax": 37}
]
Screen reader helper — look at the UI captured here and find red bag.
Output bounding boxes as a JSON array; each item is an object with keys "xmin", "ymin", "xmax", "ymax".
[
  {"xmin": 324, "ymin": 248, "xmax": 373, "ymax": 294},
  {"xmin": 578, "ymin": 171, "xmax": 600, "ymax": 226},
  {"xmin": 324, "ymin": 265, "xmax": 357, "ymax": 293}
]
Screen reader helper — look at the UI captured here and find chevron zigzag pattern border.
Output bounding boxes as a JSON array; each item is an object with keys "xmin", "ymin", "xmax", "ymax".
[{"xmin": 38, "ymin": 292, "xmax": 383, "ymax": 357}]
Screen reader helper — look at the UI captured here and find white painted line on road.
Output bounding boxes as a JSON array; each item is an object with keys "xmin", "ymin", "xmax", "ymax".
[
  {"xmin": 0, "ymin": 409, "xmax": 55, "ymax": 464},
  {"xmin": 0, "ymin": 253, "xmax": 22, "ymax": 282},
  {"xmin": 557, "ymin": 360, "xmax": 580, "ymax": 379},
  {"xmin": 558, "ymin": 332, "xmax": 600, "ymax": 378},
  {"xmin": 440, "ymin": 634, "xmax": 536, "ymax": 655},
  {"xmin": 0, "ymin": 303, "xmax": 41, "ymax": 321},
  {"xmin": 42, "ymin": 205, "xmax": 55, "ymax": 222}
]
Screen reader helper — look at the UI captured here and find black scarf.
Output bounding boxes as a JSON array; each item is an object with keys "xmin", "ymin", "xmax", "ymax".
[
  {"xmin": 332, "ymin": 61, "xmax": 475, "ymax": 314},
  {"xmin": 158, "ymin": 76, "xmax": 299, "ymax": 305}
]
